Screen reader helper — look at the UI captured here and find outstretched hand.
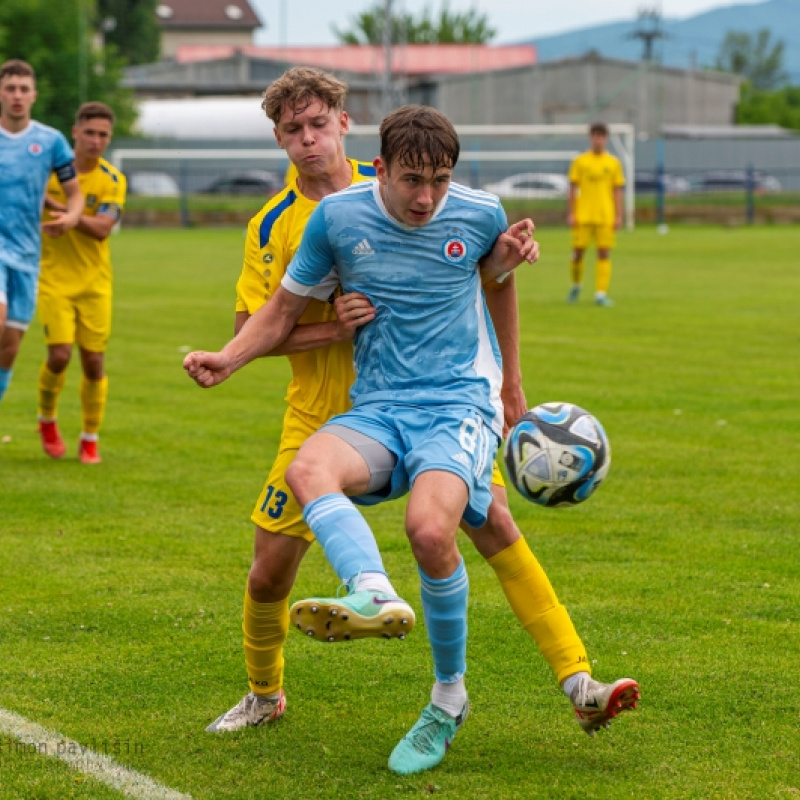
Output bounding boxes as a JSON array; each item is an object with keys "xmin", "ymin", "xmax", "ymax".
[
  {"xmin": 334, "ymin": 291, "xmax": 377, "ymax": 340},
  {"xmin": 183, "ymin": 350, "xmax": 233, "ymax": 388}
]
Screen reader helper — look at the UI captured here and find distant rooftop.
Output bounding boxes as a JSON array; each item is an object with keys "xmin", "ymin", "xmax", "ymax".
[
  {"xmin": 155, "ymin": 0, "xmax": 261, "ymax": 30},
  {"xmin": 173, "ymin": 44, "xmax": 537, "ymax": 75}
]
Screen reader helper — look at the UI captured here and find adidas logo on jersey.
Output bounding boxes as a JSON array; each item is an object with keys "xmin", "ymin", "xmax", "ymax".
[
  {"xmin": 450, "ymin": 452, "xmax": 471, "ymax": 467},
  {"xmin": 352, "ymin": 238, "xmax": 375, "ymax": 256}
]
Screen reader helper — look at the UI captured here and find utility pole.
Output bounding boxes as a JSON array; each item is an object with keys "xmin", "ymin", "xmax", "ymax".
[
  {"xmin": 381, "ymin": 0, "xmax": 394, "ymax": 116},
  {"xmin": 628, "ymin": 7, "xmax": 668, "ymax": 61}
]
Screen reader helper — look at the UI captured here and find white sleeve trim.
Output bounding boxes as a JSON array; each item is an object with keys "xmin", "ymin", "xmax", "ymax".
[{"xmin": 282, "ymin": 270, "xmax": 339, "ymax": 301}]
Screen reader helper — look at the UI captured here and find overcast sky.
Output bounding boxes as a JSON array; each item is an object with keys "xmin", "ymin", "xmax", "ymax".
[{"xmin": 249, "ymin": 0, "xmax": 764, "ymax": 46}]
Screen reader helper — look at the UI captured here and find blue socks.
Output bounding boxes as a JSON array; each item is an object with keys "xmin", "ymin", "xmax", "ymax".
[
  {"xmin": 420, "ymin": 559, "xmax": 469, "ymax": 684},
  {"xmin": 0, "ymin": 367, "xmax": 12, "ymax": 403},
  {"xmin": 303, "ymin": 493, "xmax": 386, "ymax": 582}
]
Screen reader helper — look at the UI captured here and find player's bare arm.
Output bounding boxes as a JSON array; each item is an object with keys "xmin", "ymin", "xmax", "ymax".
[
  {"xmin": 75, "ymin": 210, "xmax": 119, "ymax": 241},
  {"xmin": 614, "ymin": 185, "xmax": 624, "ymax": 230},
  {"xmin": 233, "ymin": 291, "xmax": 375, "ymax": 353},
  {"xmin": 41, "ymin": 176, "xmax": 83, "ymax": 237},
  {"xmin": 567, "ymin": 184, "xmax": 578, "ymax": 227},
  {"xmin": 185, "ymin": 285, "xmax": 311, "ymax": 388},
  {"xmin": 479, "ymin": 218, "xmax": 539, "ymax": 284},
  {"xmin": 484, "ymin": 274, "xmax": 526, "ymax": 433}
]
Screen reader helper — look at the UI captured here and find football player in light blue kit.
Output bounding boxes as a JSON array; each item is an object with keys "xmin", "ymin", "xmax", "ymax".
[
  {"xmin": 184, "ymin": 104, "xmax": 538, "ymax": 775},
  {"xmin": 0, "ymin": 59, "xmax": 83, "ymax": 405}
]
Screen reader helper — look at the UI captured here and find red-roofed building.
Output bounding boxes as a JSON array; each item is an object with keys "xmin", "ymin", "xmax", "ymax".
[
  {"xmin": 155, "ymin": 0, "xmax": 262, "ymax": 57},
  {"xmin": 174, "ymin": 44, "xmax": 537, "ymax": 76}
]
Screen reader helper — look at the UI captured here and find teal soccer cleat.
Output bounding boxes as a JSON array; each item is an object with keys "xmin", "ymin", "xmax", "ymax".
[
  {"xmin": 567, "ymin": 285, "xmax": 581, "ymax": 304},
  {"xmin": 290, "ymin": 582, "xmax": 415, "ymax": 643},
  {"xmin": 388, "ymin": 701, "xmax": 469, "ymax": 775}
]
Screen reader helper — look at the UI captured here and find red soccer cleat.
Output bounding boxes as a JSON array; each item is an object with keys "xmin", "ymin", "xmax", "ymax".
[
  {"xmin": 39, "ymin": 420, "xmax": 66, "ymax": 459},
  {"xmin": 79, "ymin": 437, "xmax": 102, "ymax": 464}
]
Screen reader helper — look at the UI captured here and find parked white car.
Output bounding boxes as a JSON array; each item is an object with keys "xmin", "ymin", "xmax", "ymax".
[
  {"xmin": 483, "ymin": 173, "xmax": 570, "ymax": 199},
  {"xmin": 127, "ymin": 171, "xmax": 180, "ymax": 197}
]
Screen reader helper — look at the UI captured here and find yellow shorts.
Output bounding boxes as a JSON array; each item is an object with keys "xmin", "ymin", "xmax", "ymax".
[
  {"xmin": 572, "ymin": 223, "xmax": 616, "ymax": 251},
  {"xmin": 38, "ymin": 285, "xmax": 111, "ymax": 351},
  {"xmin": 491, "ymin": 460, "xmax": 505, "ymax": 488},
  {"xmin": 252, "ymin": 408, "xmax": 506, "ymax": 541}
]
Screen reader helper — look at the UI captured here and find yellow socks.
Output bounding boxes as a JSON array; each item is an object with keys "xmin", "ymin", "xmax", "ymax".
[
  {"xmin": 38, "ymin": 364, "xmax": 67, "ymax": 420},
  {"xmin": 596, "ymin": 258, "xmax": 612, "ymax": 295},
  {"xmin": 80, "ymin": 375, "xmax": 108, "ymax": 436},
  {"xmin": 243, "ymin": 588, "xmax": 289, "ymax": 696},
  {"xmin": 487, "ymin": 537, "xmax": 590, "ymax": 684}
]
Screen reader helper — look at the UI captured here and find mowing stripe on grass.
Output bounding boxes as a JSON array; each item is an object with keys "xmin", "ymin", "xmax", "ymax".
[{"xmin": 0, "ymin": 707, "xmax": 193, "ymax": 800}]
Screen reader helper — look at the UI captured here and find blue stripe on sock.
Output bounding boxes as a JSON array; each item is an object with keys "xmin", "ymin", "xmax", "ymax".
[
  {"xmin": 303, "ymin": 493, "xmax": 386, "ymax": 582},
  {"xmin": 420, "ymin": 559, "xmax": 468, "ymax": 683},
  {"xmin": 0, "ymin": 367, "xmax": 12, "ymax": 403}
]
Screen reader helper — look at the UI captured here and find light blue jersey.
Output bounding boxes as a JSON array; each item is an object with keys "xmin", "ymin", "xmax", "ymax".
[
  {"xmin": 0, "ymin": 121, "xmax": 75, "ymax": 274},
  {"xmin": 283, "ymin": 180, "xmax": 508, "ymax": 437}
]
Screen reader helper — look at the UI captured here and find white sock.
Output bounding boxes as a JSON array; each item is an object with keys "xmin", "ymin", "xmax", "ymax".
[
  {"xmin": 562, "ymin": 671, "xmax": 591, "ymax": 700},
  {"xmin": 354, "ymin": 570, "xmax": 396, "ymax": 596},
  {"xmin": 431, "ymin": 677, "xmax": 467, "ymax": 718}
]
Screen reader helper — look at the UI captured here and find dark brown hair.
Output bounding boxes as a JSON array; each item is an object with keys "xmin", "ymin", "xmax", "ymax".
[
  {"xmin": 379, "ymin": 105, "xmax": 460, "ymax": 173},
  {"xmin": 75, "ymin": 101, "xmax": 115, "ymax": 126},
  {"xmin": 0, "ymin": 59, "xmax": 35, "ymax": 84},
  {"xmin": 589, "ymin": 121, "xmax": 609, "ymax": 136}
]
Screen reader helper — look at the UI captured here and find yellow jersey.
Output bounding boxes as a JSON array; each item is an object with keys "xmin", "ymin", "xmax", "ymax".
[
  {"xmin": 236, "ymin": 158, "xmax": 377, "ymax": 426},
  {"xmin": 40, "ymin": 158, "xmax": 126, "ymax": 293},
  {"xmin": 568, "ymin": 151, "xmax": 625, "ymax": 226}
]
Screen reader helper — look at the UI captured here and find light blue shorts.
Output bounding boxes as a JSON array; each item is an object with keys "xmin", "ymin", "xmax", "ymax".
[
  {"xmin": 0, "ymin": 265, "xmax": 38, "ymax": 329},
  {"xmin": 322, "ymin": 402, "xmax": 500, "ymax": 528}
]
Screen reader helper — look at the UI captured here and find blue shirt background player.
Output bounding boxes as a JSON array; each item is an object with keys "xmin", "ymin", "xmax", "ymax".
[{"xmin": 0, "ymin": 59, "xmax": 83, "ymax": 405}]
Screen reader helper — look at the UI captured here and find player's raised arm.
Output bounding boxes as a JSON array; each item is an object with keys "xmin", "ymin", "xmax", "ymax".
[
  {"xmin": 184, "ymin": 286, "xmax": 311, "ymax": 388},
  {"xmin": 479, "ymin": 218, "xmax": 539, "ymax": 284}
]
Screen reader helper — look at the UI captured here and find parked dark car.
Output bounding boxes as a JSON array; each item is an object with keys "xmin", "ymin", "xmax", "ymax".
[
  {"xmin": 691, "ymin": 170, "xmax": 782, "ymax": 193},
  {"xmin": 200, "ymin": 170, "xmax": 283, "ymax": 196},
  {"xmin": 634, "ymin": 172, "xmax": 690, "ymax": 195}
]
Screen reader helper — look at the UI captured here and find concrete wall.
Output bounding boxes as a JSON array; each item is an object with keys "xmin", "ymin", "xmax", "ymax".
[{"xmin": 433, "ymin": 55, "xmax": 741, "ymax": 136}]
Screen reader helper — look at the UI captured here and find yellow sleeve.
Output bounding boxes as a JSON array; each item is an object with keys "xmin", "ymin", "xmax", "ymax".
[
  {"xmin": 613, "ymin": 157, "xmax": 626, "ymax": 187},
  {"xmin": 98, "ymin": 171, "xmax": 127, "ymax": 219},
  {"xmin": 235, "ymin": 213, "xmax": 290, "ymax": 315},
  {"xmin": 568, "ymin": 156, "xmax": 582, "ymax": 185}
]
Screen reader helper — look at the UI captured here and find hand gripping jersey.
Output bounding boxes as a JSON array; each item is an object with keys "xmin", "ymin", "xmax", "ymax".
[
  {"xmin": 0, "ymin": 121, "xmax": 75, "ymax": 273},
  {"xmin": 39, "ymin": 158, "xmax": 126, "ymax": 294},
  {"xmin": 236, "ymin": 159, "xmax": 377, "ymax": 427},
  {"xmin": 283, "ymin": 180, "xmax": 508, "ymax": 438}
]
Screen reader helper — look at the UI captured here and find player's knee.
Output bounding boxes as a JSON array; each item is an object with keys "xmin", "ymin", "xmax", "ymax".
[
  {"xmin": 48, "ymin": 347, "xmax": 71, "ymax": 373},
  {"xmin": 285, "ymin": 455, "xmax": 320, "ymax": 504},
  {"xmin": 407, "ymin": 520, "xmax": 454, "ymax": 567},
  {"xmin": 247, "ymin": 560, "xmax": 292, "ymax": 602}
]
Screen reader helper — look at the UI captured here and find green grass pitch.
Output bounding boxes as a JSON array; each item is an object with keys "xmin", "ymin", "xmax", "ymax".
[{"xmin": 1, "ymin": 224, "xmax": 798, "ymax": 799}]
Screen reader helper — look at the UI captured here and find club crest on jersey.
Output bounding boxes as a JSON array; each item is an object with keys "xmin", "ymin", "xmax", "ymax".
[
  {"xmin": 28, "ymin": 143, "xmax": 43, "ymax": 156},
  {"xmin": 443, "ymin": 237, "xmax": 467, "ymax": 263}
]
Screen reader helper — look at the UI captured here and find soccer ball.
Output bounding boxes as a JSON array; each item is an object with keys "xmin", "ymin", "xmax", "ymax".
[{"xmin": 503, "ymin": 402, "xmax": 610, "ymax": 507}]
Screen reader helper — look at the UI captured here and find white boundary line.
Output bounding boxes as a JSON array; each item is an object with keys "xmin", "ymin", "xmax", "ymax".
[{"xmin": 0, "ymin": 707, "xmax": 193, "ymax": 800}]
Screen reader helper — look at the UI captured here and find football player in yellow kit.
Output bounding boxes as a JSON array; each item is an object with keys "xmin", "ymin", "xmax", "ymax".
[
  {"xmin": 567, "ymin": 122, "xmax": 625, "ymax": 307},
  {"xmin": 37, "ymin": 102, "xmax": 126, "ymax": 463},
  {"xmin": 205, "ymin": 68, "xmax": 638, "ymax": 736}
]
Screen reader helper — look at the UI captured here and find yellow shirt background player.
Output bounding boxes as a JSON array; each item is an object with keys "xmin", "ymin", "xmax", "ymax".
[
  {"xmin": 567, "ymin": 121, "xmax": 625, "ymax": 307},
  {"xmin": 37, "ymin": 102, "xmax": 126, "ymax": 464},
  {"xmin": 237, "ymin": 157, "xmax": 377, "ymax": 540}
]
